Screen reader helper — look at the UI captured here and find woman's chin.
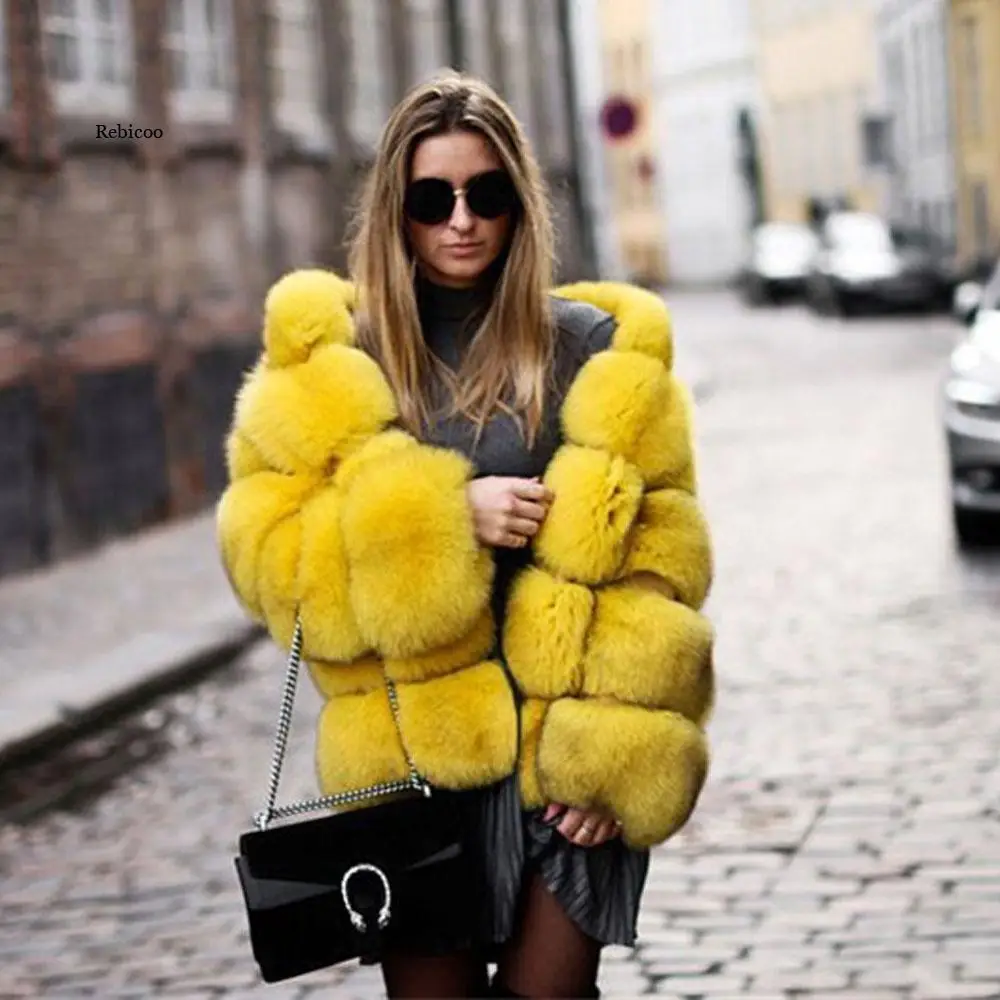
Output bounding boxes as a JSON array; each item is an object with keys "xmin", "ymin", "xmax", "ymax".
[{"xmin": 430, "ymin": 258, "xmax": 492, "ymax": 287}]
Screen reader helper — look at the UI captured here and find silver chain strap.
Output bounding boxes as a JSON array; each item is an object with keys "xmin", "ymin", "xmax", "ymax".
[{"xmin": 253, "ymin": 616, "xmax": 431, "ymax": 831}]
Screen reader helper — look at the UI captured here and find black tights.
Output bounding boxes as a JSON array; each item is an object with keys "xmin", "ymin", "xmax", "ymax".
[{"xmin": 380, "ymin": 874, "xmax": 601, "ymax": 998}]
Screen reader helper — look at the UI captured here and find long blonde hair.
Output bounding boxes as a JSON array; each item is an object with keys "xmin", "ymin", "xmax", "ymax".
[{"xmin": 347, "ymin": 71, "xmax": 556, "ymax": 447}]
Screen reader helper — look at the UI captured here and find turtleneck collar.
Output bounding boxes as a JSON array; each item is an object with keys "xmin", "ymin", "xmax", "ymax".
[{"xmin": 416, "ymin": 274, "xmax": 493, "ymax": 324}]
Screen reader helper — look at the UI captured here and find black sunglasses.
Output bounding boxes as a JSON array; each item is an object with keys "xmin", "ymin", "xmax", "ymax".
[{"xmin": 403, "ymin": 170, "xmax": 519, "ymax": 226}]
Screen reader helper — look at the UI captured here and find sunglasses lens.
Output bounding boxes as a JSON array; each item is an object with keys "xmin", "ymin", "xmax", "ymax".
[
  {"xmin": 404, "ymin": 179, "xmax": 455, "ymax": 225},
  {"xmin": 466, "ymin": 171, "xmax": 518, "ymax": 219}
]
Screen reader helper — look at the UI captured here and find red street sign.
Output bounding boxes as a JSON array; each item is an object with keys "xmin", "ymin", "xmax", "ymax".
[{"xmin": 601, "ymin": 97, "xmax": 639, "ymax": 141}]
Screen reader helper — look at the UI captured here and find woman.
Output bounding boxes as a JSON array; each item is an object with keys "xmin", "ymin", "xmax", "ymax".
[{"xmin": 218, "ymin": 72, "xmax": 714, "ymax": 999}]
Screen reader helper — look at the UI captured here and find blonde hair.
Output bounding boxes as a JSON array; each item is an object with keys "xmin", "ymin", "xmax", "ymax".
[{"xmin": 347, "ymin": 70, "xmax": 556, "ymax": 447}]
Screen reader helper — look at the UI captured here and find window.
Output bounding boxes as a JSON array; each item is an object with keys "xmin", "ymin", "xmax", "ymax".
[
  {"xmin": 42, "ymin": 0, "xmax": 133, "ymax": 114},
  {"xmin": 271, "ymin": 0, "xmax": 330, "ymax": 146},
  {"xmin": 166, "ymin": 0, "xmax": 234, "ymax": 122},
  {"xmin": 771, "ymin": 104, "xmax": 789, "ymax": 194},
  {"xmin": 535, "ymin": 0, "xmax": 571, "ymax": 163},
  {"xmin": 935, "ymin": 201, "xmax": 949, "ymax": 244},
  {"xmin": 612, "ymin": 44, "xmax": 626, "ymax": 90},
  {"xmin": 345, "ymin": 0, "xmax": 390, "ymax": 148},
  {"xmin": 457, "ymin": 0, "xmax": 494, "ymax": 84},
  {"xmin": 926, "ymin": 17, "xmax": 941, "ymax": 146},
  {"xmin": 910, "ymin": 21, "xmax": 924, "ymax": 152},
  {"xmin": 407, "ymin": 0, "xmax": 449, "ymax": 87},
  {"xmin": 496, "ymin": 0, "xmax": 536, "ymax": 143},
  {"xmin": 971, "ymin": 182, "xmax": 991, "ymax": 257},
  {"xmin": 921, "ymin": 19, "xmax": 936, "ymax": 151},
  {"xmin": 0, "ymin": 0, "xmax": 7, "ymax": 110},
  {"xmin": 961, "ymin": 17, "xmax": 982, "ymax": 138},
  {"xmin": 884, "ymin": 39, "xmax": 904, "ymax": 159}
]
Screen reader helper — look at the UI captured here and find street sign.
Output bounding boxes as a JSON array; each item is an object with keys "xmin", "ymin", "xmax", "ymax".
[{"xmin": 600, "ymin": 96, "xmax": 639, "ymax": 141}]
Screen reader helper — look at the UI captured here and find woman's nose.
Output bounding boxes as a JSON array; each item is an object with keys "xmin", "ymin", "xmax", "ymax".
[{"xmin": 449, "ymin": 193, "xmax": 475, "ymax": 231}]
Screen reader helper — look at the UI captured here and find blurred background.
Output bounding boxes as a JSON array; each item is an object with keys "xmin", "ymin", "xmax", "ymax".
[
  {"xmin": 0, "ymin": 0, "xmax": 997, "ymax": 572},
  {"xmin": 2, "ymin": 3, "xmax": 1000, "ymax": 999}
]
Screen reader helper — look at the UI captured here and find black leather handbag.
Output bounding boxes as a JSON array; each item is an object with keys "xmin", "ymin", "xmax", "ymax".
[{"xmin": 234, "ymin": 618, "xmax": 477, "ymax": 983}]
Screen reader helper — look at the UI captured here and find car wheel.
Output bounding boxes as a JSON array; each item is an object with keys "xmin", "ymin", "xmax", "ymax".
[
  {"xmin": 807, "ymin": 280, "xmax": 831, "ymax": 315},
  {"xmin": 953, "ymin": 505, "xmax": 999, "ymax": 550},
  {"xmin": 744, "ymin": 277, "xmax": 770, "ymax": 307},
  {"xmin": 835, "ymin": 291, "xmax": 860, "ymax": 318}
]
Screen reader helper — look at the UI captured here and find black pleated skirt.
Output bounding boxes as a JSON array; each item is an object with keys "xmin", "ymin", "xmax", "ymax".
[{"xmin": 453, "ymin": 770, "xmax": 651, "ymax": 956}]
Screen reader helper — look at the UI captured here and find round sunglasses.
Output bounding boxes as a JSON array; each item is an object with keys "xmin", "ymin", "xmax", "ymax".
[{"xmin": 403, "ymin": 170, "xmax": 519, "ymax": 226}]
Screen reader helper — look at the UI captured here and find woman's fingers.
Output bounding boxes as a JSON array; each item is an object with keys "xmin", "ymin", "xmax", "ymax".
[
  {"xmin": 590, "ymin": 818, "xmax": 621, "ymax": 846},
  {"xmin": 511, "ymin": 498, "xmax": 549, "ymax": 523},
  {"xmin": 511, "ymin": 479, "xmax": 555, "ymax": 506},
  {"xmin": 507, "ymin": 515, "xmax": 541, "ymax": 537},
  {"xmin": 555, "ymin": 807, "xmax": 622, "ymax": 847},
  {"xmin": 543, "ymin": 803, "xmax": 568, "ymax": 824},
  {"xmin": 556, "ymin": 808, "xmax": 587, "ymax": 841},
  {"xmin": 503, "ymin": 533, "xmax": 529, "ymax": 548}
]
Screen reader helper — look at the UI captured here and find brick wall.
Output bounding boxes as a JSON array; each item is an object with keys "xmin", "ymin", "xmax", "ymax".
[{"xmin": 0, "ymin": 0, "xmax": 588, "ymax": 579}]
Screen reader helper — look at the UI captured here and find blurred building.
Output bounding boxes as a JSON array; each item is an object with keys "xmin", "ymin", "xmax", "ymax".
[
  {"xmin": 594, "ymin": 0, "xmax": 668, "ymax": 286},
  {"xmin": 876, "ymin": 0, "xmax": 957, "ymax": 247},
  {"xmin": 0, "ymin": 0, "xmax": 587, "ymax": 580},
  {"xmin": 948, "ymin": 0, "xmax": 1000, "ymax": 268},
  {"xmin": 751, "ymin": 0, "xmax": 889, "ymax": 226},
  {"xmin": 650, "ymin": 0, "xmax": 759, "ymax": 285},
  {"xmin": 568, "ymin": 0, "xmax": 626, "ymax": 281}
]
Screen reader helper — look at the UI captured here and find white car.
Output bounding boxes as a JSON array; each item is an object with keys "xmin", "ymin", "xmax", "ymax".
[
  {"xmin": 944, "ymin": 259, "xmax": 1000, "ymax": 548},
  {"xmin": 740, "ymin": 223, "xmax": 819, "ymax": 305},
  {"xmin": 807, "ymin": 212, "xmax": 949, "ymax": 316}
]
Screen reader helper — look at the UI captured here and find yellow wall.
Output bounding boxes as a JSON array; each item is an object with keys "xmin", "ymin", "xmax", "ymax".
[
  {"xmin": 752, "ymin": 0, "xmax": 881, "ymax": 223},
  {"xmin": 597, "ymin": 0, "xmax": 668, "ymax": 284},
  {"xmin": 949, "ymin": 0, "xmax": 1000, "ymax": 265}
]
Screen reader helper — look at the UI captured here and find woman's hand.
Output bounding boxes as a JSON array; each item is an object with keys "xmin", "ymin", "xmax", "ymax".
[
  {"xmin": 466, "ymin": 476, "xmax": 554, "ymax": 549},
  {"xmin": 543, "ymin": 803, "xmax": 622, "ymax": 847}
]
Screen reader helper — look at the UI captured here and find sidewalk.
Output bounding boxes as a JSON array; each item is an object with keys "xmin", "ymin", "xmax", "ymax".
[{"xmin": 0, "ymin": 511, "xmax": 260, "ymax": 768}]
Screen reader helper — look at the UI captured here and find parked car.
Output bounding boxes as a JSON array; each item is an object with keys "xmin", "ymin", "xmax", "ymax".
[
  {"xmin": 806, "ymin": 212, "xmax": 951, "ymax": 316},
  {"xmin": 740, "ymin": 222, "xmax": 819, "ymax": 305},
  {"xmin": 943, "ymin": 258, "xmax": 1000, "ymax": 548}
]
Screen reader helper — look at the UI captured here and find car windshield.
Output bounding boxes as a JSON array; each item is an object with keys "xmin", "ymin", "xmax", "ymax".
[
  {"xmin": 754, "ymin": 224, "xmax": 816, "ymax": 255},
  {"xmin": 826, "ymin": 214, "xmax": 893, "ymax": 252},
  {"xmin": 891, "ymin": 226, "xmax": 941, "ymax": 253}
]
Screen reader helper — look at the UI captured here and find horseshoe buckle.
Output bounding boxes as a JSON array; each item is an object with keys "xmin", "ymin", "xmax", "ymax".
[{"xmin": 340, "ymin": 863, "xmax": 392, "ymax": 933}]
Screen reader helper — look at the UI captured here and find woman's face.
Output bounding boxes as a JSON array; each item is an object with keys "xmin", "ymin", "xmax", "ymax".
[{"xmin": 405, "ymin": 130, "xmax": 514, "ymax": 289}]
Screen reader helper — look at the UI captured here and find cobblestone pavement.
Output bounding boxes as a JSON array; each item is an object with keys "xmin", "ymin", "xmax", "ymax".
[{"xmin": 2, "ymin": 295, "xmax": 1000, "ymax": 999}]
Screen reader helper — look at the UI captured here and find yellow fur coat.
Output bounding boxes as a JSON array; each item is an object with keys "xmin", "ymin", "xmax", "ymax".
[{"xmin": 216, "ymin": 269, "xmax": 714, "ymax": 849}]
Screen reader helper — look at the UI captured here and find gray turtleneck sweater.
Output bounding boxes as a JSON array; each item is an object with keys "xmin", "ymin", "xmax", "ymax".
[{"xmin": 415, "ymin": 277, "xmax": 616, "ymax": 642}]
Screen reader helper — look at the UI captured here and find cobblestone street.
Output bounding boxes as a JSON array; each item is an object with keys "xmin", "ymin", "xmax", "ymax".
[{"xmin": 2, "ymin": 293, "xmax": 999, "ymax": 999}]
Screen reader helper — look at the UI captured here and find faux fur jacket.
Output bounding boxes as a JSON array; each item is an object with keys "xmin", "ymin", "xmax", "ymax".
[{"xmin": 216, "ymin": 269, "xmax": 715, "ymax": 849}]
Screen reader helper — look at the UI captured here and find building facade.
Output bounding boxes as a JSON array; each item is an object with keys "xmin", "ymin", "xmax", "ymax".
[
  {"xmin": 594, "ymin": 0, "xmax": 668, "ymax": 286},
  {"xmin": 752, "ymin": 0, "xmax": 888, "ymax": 225},
  {"xmin": 947, "ymin": 0, "xmax": 1000, "ymax": 268},
  {"xmin": 567, "ymin": 0, "xmax": 626, "ymax": 281},
  {"xmin": 650, "ymin": 0, "xmax": 759, "ymax": 285},
  {"xmin": 876, "ymin": 0, "xmax": 957, "ymax": 247},
  {"xmin": 0, "ymin": 0, "xmax": 587, "ymax": 580}
]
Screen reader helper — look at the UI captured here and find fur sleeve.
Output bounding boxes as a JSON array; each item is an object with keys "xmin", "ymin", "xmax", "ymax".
[
  {"xmin": 217, "ymin": 394, "xmax": 494, "ymax": 663},
  {"xmin": 507, "ymin": 284, "xmax": 716, "ymax": 846},
  {"xmin": 216, "ymin": 270, "xmax": 493, "ymax": 662}
]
